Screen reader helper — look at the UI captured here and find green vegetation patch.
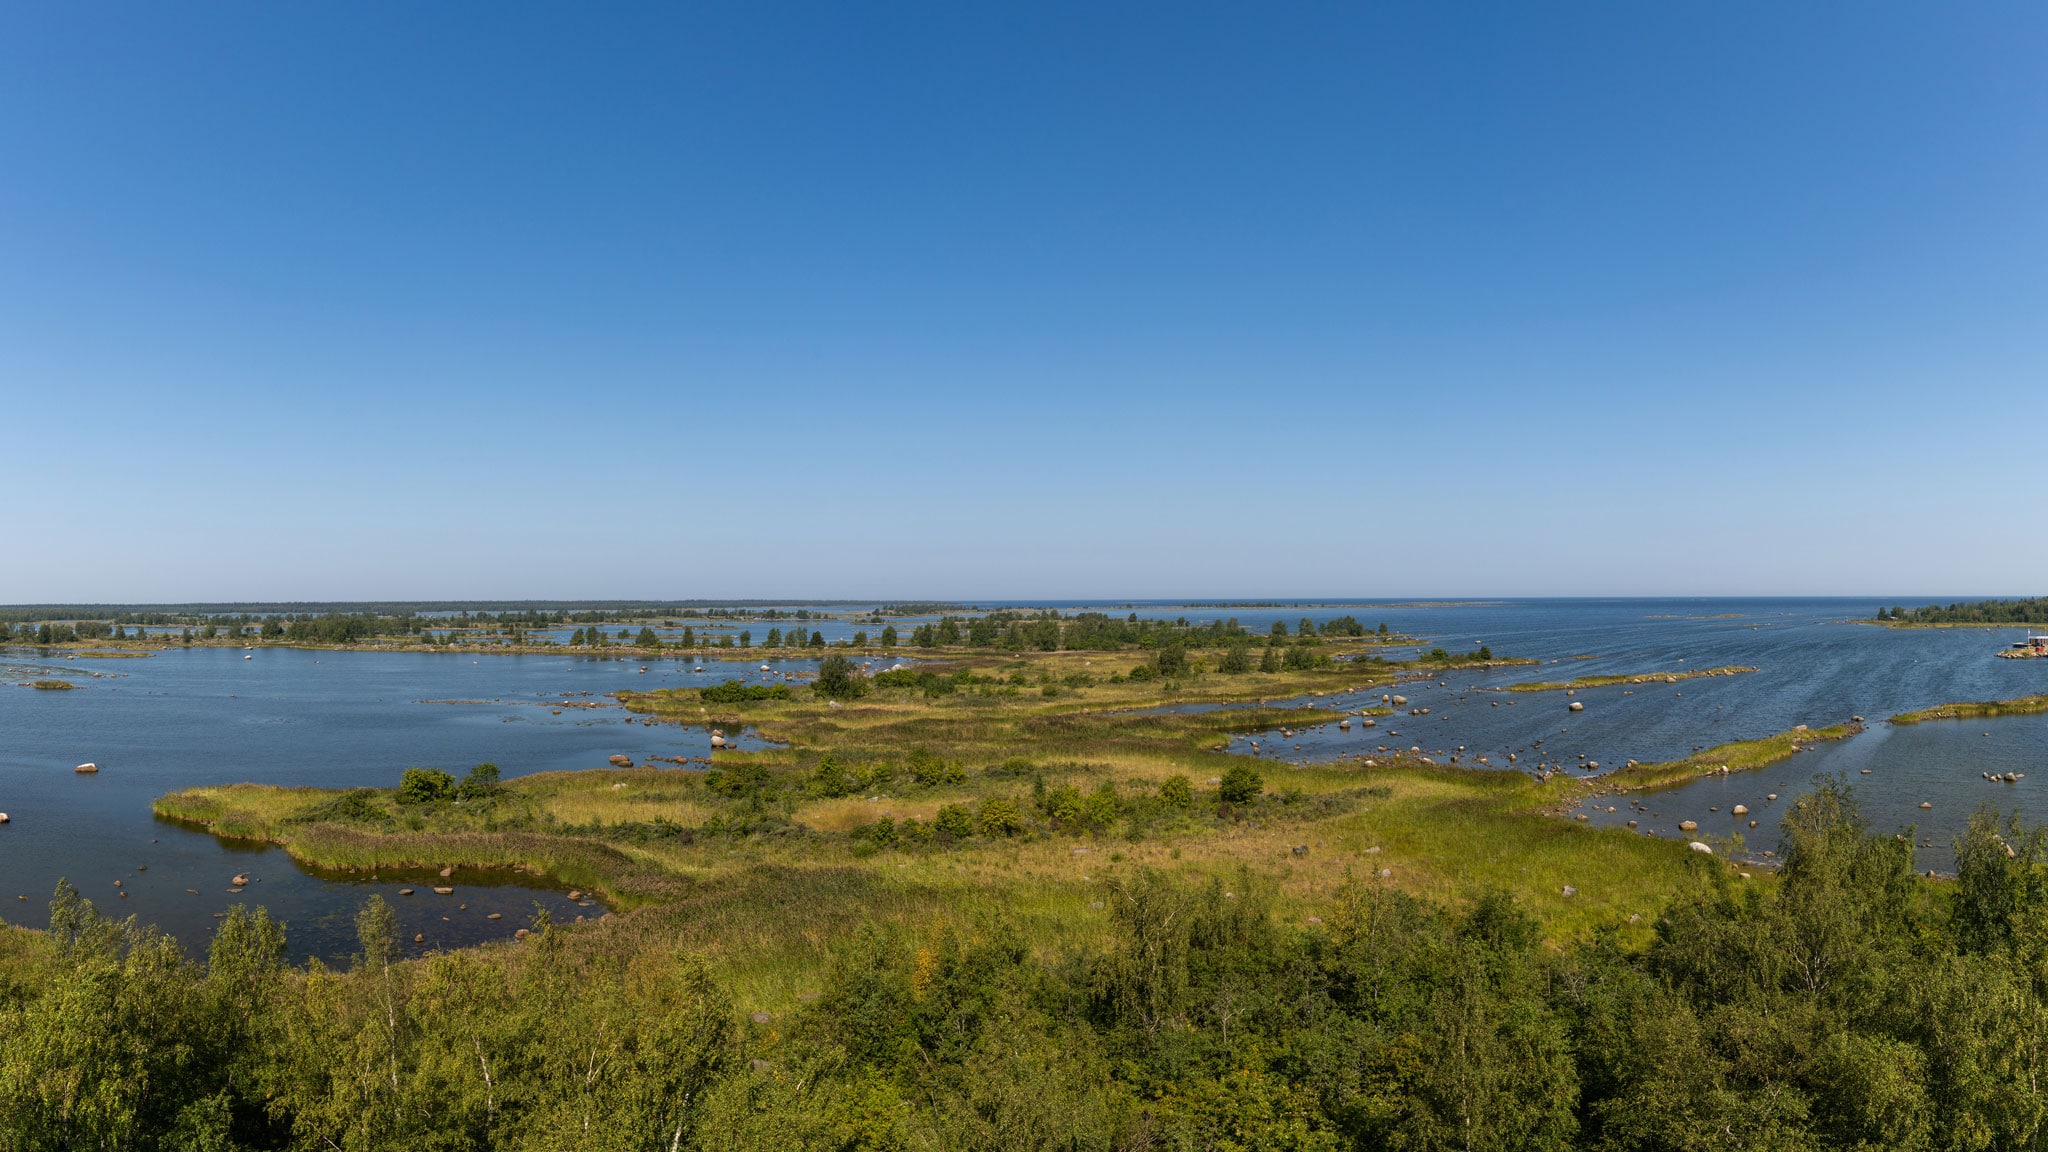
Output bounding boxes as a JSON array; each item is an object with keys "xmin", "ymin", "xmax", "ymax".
[
  {"xmin": 1596, "ymin": 721, "xmax": 1860, "ymax": 791},
  {"xmin": 27, "ymin": 679, "xmax": 77, "ymax": 690},
  {"xmin": 1506, "ymin": 665, "xmax": 1757, "ymax": 692},
  {"xmin": 1890, "ymin": 694, "xmax": 2048, "ymax": 725}
]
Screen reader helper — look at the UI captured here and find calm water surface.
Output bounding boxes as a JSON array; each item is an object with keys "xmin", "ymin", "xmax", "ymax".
[{"xmin": 0, "ymin": 647, "xmax": 816, "ymax": 960}]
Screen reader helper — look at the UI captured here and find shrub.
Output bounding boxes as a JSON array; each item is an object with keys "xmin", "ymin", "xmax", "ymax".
[
  {"xmin": 978, "ymin": 798, "xmax": 1025, "ymax": 837},
  {"xmin": 701, "ymin": 680, "xmax": 792, "ymax": 704},
  {"xmin": 860, "ymin": 816, "xmax": 898, "ymax": 847},
  {"xmin": 908, "ymin": 749, "xmax": 964, "ymax": 787},
  {"xmin": 397, "ymin": 767, "xmax": 456, "ymax": 805},
  {"xmin": 933, "ymin": 804, "xmax": 975, "ymax": 842},
  {"xmin": 300, "ymin": 788, "xmax": 387, "ymax": 824},
  {"xmin": 811, "ymin": 756, "xmax": 861, "ymax": 798},
  {"xmin": 1081, "ymin": 782, "xmax": 1122, "ymax": 829},
  {"xmin": 987, "ymin": 756, "xmax": 1036, "ymax": 779},
  {"xmin": 705, "ymin": 762, "xmax": 771, "ymax": 798},
  {"xmin": 1126, "ymin": 665, "xmax": 1158, "ymax": 683},
  {"xmin": 1218, "ymin": 765, "xmax": 1263, "ymax": 806},
  {"xmin": 1219, "ymin": 644, "xmax": 1252, "ymax": 674},
  {"xmin": 814, "ymin": 653, "xmax": 868, "ymax": 699},
  {"xmin": 457, "ymin": 762, "xmax": 501, "ymax": 800},
  {"xmin": 1159, "ymin": 775, "xmax": 1192, "ymax": 807},
  {"xmin": 1040, "ymin": 784, "xmax": 1085, "ymax": 827},
  {"xmin": 1283, "ymin": 641, "xmax": 1323, "ymax": 671}
]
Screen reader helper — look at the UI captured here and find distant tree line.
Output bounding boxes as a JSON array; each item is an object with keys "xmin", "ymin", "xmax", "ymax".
[
  {"xmin": 1882, "ymin": 597, "xmax": 2048, "ymax": 625},
  {"xmin": 898, "ymin": 611, "xmax": 1391, "ymax": 653}
]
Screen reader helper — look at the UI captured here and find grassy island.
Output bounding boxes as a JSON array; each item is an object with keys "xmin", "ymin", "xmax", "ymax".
[
  {"xmin": 1505, "ymin": 665, "xmax": 1757, "ymax": 692},
  {"xmin": 1872, "ymin": 597, "xmax": 2048, "ymax": 626},
  {"xmin": 1592, "ymin": 721, "xmax": 1861, "ymax": 791},
  {"xmin": 26, "ymin": 679, "xmax": 76, "ymax": 690},
  {"xmin": 1890, "ymin": 694, "xmax": 2048, "ymax": 725}
]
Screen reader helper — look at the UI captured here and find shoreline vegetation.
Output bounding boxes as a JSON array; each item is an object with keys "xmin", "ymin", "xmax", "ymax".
[
  {"xmin": 1890, "ymin": 694, "xmax": 2048, "ymax": 725},
  {"xmin": 1505, "ymin": 665, "xmax": 1757, "ymax": 692}
]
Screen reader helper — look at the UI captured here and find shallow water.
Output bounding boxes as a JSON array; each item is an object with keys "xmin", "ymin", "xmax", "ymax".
[
  {"xmin": 1203, "ymin": 600, "xmax": 2048, "ymax": 870},
  {"xmin": 0, "ymin": 646, "xmax": 811, "ymax": 960}
]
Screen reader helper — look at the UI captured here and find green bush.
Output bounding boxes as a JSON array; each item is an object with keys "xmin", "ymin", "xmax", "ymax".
[
  {"xmin": 907, "ymin": 749, "xmax": 964, "ymax": 787},
  {"xmin": 933, "ymin": 804, "xmax": 975, "ymax": 842},
  {"xmin": 1218, "ymin": 765, "xmax": 1263, "ymax": 806},
  {"xmin": 700, "ymin": 680, "xmax": 792, "ymax": 704},
  {"xmin": 1159, "ymin": 775, "xmax": 1193, "ymax": 807},
  {"xmin": 456, "ymin": 762, "xmax": 500, "ymax": 801},
  {"xmin": 396, "ymin": 767, "xmax": 455, "ymax": 805},
  {"xmin": 814, "ymin": 653, "xmax": 868, "ymax": 699},
  {"xmin": 978, "ymin": 798, "xmax": 1025, "ymax": 837}
]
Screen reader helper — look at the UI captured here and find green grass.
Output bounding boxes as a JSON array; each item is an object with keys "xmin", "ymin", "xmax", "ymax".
[
  {"xmin": 1890, "ymin": 694, "xmax": 2048, "ymax": 725},
  {"xmin": 1596, "ymin": 722, "xmax": 1860, "ymax": 791},
  {"xmin": 27, "ymin": 680, "xmax": 77, "ymax": 690}
]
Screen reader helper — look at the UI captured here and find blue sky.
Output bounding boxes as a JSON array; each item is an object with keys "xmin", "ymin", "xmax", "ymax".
[{"xmin": 3, "ymin": 3, "xmax": 2043, "ymax": 601}]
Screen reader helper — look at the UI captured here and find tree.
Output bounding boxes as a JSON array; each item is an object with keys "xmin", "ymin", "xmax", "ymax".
[
  {"xmin": 398, "ymin": 767, "xmax": 456, "ymax": 804},
  {"xmin": 1157, "ymin": 641, "xmax": 1188, "ymax": 678},
  {"xmin": 1218, "ymin": 765, "xmax": 1262, "ymax": 806},
  {"xmin": 815, "ymin": 653, "xmax": 868, "ymax": 699},
  {"xmin": 1220, "ymin": 642, "xmax": 1252, "ymax": 674},
  {"xmin": 637, "ymin": 626, "xmax": 660, "ymax": 648},
  {"xmin": 880, "ymin": 625, "xmax": 898, "ymax": 647},
  {"xmin": 457, "ymin": 762, "xmax": 501, "ymax": 800},
  {"xmin": 1258, "ymin": 645, "xmax": 1282, "ymax": 673},
  {"xmin": 766, "ymin": 627, "xmax": 782, "ymax": 647}
]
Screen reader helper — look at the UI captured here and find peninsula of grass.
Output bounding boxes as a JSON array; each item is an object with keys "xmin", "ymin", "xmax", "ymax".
[
  {"xmin": 1593, "ymin": 721, "xmax": 1861, "ymax": 792},
  {"xmin": 1889, "ymin": 694, "xmax": 2048, "ymax": 725},
  {"xmin": 1505, "ymin": 665, "xmax": 1756, "ymax": 692}
]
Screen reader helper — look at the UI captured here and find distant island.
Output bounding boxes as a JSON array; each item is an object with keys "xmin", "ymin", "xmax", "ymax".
[{"xmin": 1872, "ymin": 597, "xmax": 2048, "ymax": 626}]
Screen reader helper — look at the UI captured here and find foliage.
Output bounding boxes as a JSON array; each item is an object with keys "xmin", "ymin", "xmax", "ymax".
[
  {"xmin": 813, "ymin": 653, "xmax": 868, "ymax": 699},
  {"xmin": 457, "ymin": 762, "xmax": 501, "ymax": 801},
  {"xmin": 701, "ymin": 680, "xmax": 793, "ymax": 704},
  {"xmin": 1887, "ymin": 596, "xmax": 2048, "ymax": 625},
  {"xmin": 396, "ymin": 767, "xmax": 456, "ymax": 805},
  {"xmin": 1218, "ymin": 764, "xmax": 1263, "ymax": 805},
  {"xmin": 1159, "ymin": 774, "xmax": 1193, "ymax": 807},
  {"xmin": 20, "ymin": 783, "xmax": 2048, "ymax": 1149}
]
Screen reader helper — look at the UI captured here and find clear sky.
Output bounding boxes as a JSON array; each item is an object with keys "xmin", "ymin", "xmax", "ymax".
[{"xmin": 3, "ymin": 3, "xmax": 2043, "ymax": 602}]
